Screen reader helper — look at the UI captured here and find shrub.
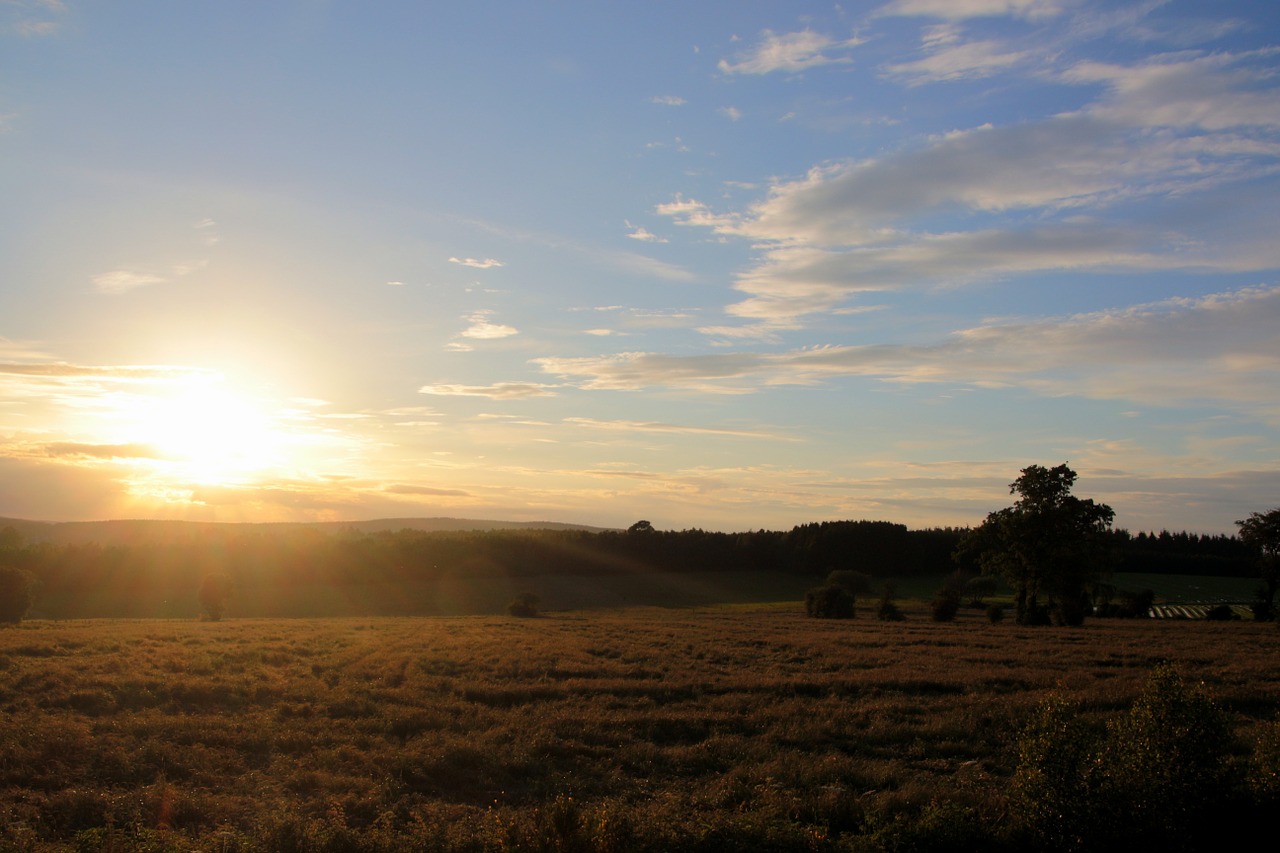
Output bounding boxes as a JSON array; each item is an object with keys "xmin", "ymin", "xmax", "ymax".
[
  {"xmin": 1098, "ymin": 664, "xmax": 1236, "ymax": 849},
  {"xmin": 198, "ymin": 572, "xmax": 231, "ymax": 621},
  {"xmin": 805, "ymin": 584, "xmax": 855, "ymax": 619},
  {"xmin": 930, "ymin": 591, "xmax": 961, "ymax": 622},
  {"xmin": 1011, "ymin": 695, "xmax": 1101, "ymax": 851},
  {"xmin": 963, "ymin": 575, "xmax": 998, "ymax": 608},
  {"xmin": 1052, "ymin": 593, "xmax": 1089, "ymax": 627},
  {"xmin": 877, "ymin": 582, "xmax": 905, "ymax": 622},
  {"xmin": 1249, "ymin": 590, "xmax": 1273, "ymax": 621},
  {"xmin": 1249, "ymin": 718, "xmax": 1280, "ymax": 804},
  {"xmin": 1116, "ymin": 588, "xmax": 1154, "ymax": 618},
  {"xmin": 1013, "ymin": 664, "xmax": 1238, "ymax": 851},
  {"xmin": 825, "ymin": 569, "xmax": 873, "ymax": 596},
  {"xmin": 986, "ymin": 603, "xmax": 1005, "ymax": 624},
  {"xmin": 0, "ymin": 567, "xmax": 36, "ymax": 623},
  {"xmin": 1204, "ymin": 604, "xmax": 1238, "ymax": 621},
  {"xmin": 507, "ymin": 592, "xmax": 540, "ymax": 618}
]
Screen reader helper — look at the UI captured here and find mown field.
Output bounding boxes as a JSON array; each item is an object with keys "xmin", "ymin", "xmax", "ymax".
[{"xmin": 1, "ymin": 604, "xmax": 1278, "ymax": 851}]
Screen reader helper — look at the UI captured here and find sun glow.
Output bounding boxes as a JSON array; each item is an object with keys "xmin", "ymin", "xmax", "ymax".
[{"xmin": 121, "ymin": 380, "xmax": 298, "ymax": 487}]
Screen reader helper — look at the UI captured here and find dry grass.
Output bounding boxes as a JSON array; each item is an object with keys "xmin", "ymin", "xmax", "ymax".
[{"xmin": 1, "ymin": 604, "xmax": 1278, "ymax": 850}]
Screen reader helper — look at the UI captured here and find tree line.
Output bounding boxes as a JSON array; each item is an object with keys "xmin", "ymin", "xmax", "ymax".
[{"xmin": 0, "ymin": 489, "xmax": 1269, "ymax": 620}]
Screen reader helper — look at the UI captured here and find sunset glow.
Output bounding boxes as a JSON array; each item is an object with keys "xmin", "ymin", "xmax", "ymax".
[{"xmin": 3, "ymin": 1, "xmax": 1279, "ymax": 531}]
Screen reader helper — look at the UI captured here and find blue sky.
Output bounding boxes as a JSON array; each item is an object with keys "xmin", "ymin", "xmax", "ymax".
[{"xmin": 2, "ymin": 0, "xmax": 1279, "ymax": 533}]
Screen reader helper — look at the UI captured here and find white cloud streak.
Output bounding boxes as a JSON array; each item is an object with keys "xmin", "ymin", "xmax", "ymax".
[
  {"xmin": 536, "ymin": 286, "xmax": 1280, "ymax": 413},
  {"xmin": 460, "ymin": 311, "xmax": 519, "ymax": 340},
  {"xmin": 418, "ymin": 382, "xmax": 558, "ymax": 399},
  {"xmin": 875, "ymin": 0, "xmax": 1070, "ymax": 21},
  {"xmin": 449, "ymin": 256, "xmax": 505, "ymax": 269},
  {"xmin": 718, "ymin": 30, "xmax": 863, "ymax": 76},
  {"xmin": 661, "ymin": 49, "xmax": 1280, "ymax": 323}
]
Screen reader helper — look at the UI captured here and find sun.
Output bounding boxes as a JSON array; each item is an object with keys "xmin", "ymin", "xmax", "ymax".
[{"xmin": 132, "ymin": 382, "xmax": 293, "ymax": 486}]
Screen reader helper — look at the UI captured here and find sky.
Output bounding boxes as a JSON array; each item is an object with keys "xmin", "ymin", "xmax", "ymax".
[{"xmin": 2, "ymin": 0, "xmax": 1279, "ymax": 534}]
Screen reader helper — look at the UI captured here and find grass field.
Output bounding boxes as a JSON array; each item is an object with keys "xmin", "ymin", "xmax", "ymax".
[{"xmin": 2, "ymin": 600, "xmax": 1279, "ymax": 851}]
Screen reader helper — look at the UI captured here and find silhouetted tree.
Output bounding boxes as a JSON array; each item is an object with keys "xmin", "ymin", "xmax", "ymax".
[
  {"xmin": 956, "ymin": 464, "xmax": 1114, "ymax": 626},
  {"xmin": 963, "ymin": 575, "xmax": 998, "ymax": 607},
  {"xmin": 507, "ymin": 592, "xmax": 540, "ymax": 617},
  {"xmin": 199, "ymin": 571, "xmax": 231, "ymax": 621},
  {"xmin": 1237, "ymin": 508, "xmax": 1280, "ymax": 620},
  {"xmin": 805, "ymin": 584, "xmax": 855, "ymax": 618},
  {"xmin": 0, "ymin": 567, "xmax": 36, "ymax": 623},
  {"xmin": 877, "ymin": 581, "xmax": 905, "ymax": 621}
]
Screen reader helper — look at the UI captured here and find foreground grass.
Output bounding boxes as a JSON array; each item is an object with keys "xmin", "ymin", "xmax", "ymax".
[{"xmin": 1, "ymin": 606, "xmax": 1278, "ymax": 851}]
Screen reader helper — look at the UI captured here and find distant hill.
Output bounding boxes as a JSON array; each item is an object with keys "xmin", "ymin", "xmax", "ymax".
[{"xmin": 0, "ymin": 516, "xmax": 614, "ymax": 546}]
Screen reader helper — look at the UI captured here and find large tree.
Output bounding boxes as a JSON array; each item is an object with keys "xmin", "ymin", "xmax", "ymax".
[
  {"xmin": 1236, "ymin": 508, "xmax": 1280, "ymax": 620},
  {"xmin": 957, "ymin": 464, "xmax": 1115, "ymax": 625}
]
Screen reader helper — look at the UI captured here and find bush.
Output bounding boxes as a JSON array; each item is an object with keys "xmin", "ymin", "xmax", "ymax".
[
  {"xmin": 930, "ymin": 591, "xmax": 961, "ymax": 622},
  {"xmin": 805, "ymin": 584, "xmax": 855, "ymax": 619},
  {"xmin": 0, "ymin": 567, "xmax": 36, "ymax": 623},
  {"xmin": 963, "ymin": 575, "xmax": 998, "ymax": 607},
  {"xmin": 198, "ymin": 572, "xmax": 231, "ymax": 621},
  {"xmin": 1116, "ymin": 588, "xmax": 1154, "ymax": 618},
  {"xmin": 507, "ymin": 592, "xmax": 540, "ymax": 618},
  {"xmin": 876, "ymin": 582, "xmax": 905, "ymax": 622},
  {"xmin": 825, "ymin": 569, "xmax": 873, "ymax": 595},
  {"xmin": 1013, "ymin": 664, "xmax": 1238, "ymax": 851},
  {"xmin": 1204, "ymin": 604, "xmax": 1238, "ymax": 621}
]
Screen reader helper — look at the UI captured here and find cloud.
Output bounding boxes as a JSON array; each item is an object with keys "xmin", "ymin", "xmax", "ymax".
[
  {"xmin": 536, "ymin": 285, "xmax": 1280, "ymax": 413},
  {"xmin": 720, "ymin": 106, "xmax": 743, "ymax": 121},
  {"xmin": 459, "ymin": 310, "xmax": 519, "ymax": 340},
  {"xmin": 384, "ymin": 484, "xmax": 471, "ymax": 497},
  {"xmin": 884, "ymin": 34, "xmax": 1033, "ymax": 85},
  {"xmin": 661, "ymin": 49, "xmax": 1280, "ymax": 322},
  {"xmin": 92, "ymin": 257, "xmax": 209, "ymax": 295},
  {"xmin": 1062, "ymin": 51, "xmax": 1280, "ymax": 131},
  {"xmin": 449, "ymin": 256, "xmax": 505, "ymax": 269},
  {"xmin": 875, "ymin": 0, "xmax": 1069, "ymax": 21},
  {"xmin": 418, "ymin": 382, "xmax": 558, "ymax": 399},
  {"xmin": 565, "ymin": 417, "xmax": 799, "ymax": 441},
  {"xmin": 650, "ymin": 95, "xmax": 686, "ymax": 106},
  {"xmin": 91, "ymin": 270, "xmax": 168, "ymax": 295},
  {"xmin": 624, "ymin": 221, "xmax": 667, "ymax": 243},
  {"xmin": 0, "ymin": 361, "xmax": 216, "ymax": 383},
  {"xmin": 42, "ymin": 442, "xmax": 159, "ymax": 460},
  {"xmin": 718, "ymin": 30, "xmax": 863, "ymax": 76},
  {"xmin": 5, "ymin": 1, "xmax": 66, "ymax": 37}
]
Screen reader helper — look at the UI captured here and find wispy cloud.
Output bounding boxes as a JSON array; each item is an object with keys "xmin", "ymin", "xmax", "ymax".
[
  {"xmin": 92, "ymin": 255, "xmax": 209, "ymax": 295},
  {"xmin": 662, "ymin": 48, "xmax": 1280, "ymax": 323},
  {"xmin": 0, "ymin": 361, "xmax": 216, "ymax": 382},
  {"xmin": 624, "ymin": 221, "xmax": 667, "ymax": 243},
  {"xmin": 449, "ymin": 256, "xmax": 505, "ymax": 269},
  {"xmin": 459, "ymin": 310, "xmax": 518, "ymax": 340},
  {"xmin": 91, "ymin": 270, "xmax": 169, "ymax": 295},
  {"xmin": 418, "ymin": 382, "xmax": 558, "ymax": 399},
  {"xmin": 42, "ymin": 442, "xmax": 160, "ymax": 460},
  {"xmin": 384, "ymin": 483, "xmax": 471, "ymax": 497},
  {"xmin": 565, "ymin": 417, "xmax": 799, "ymax": 441},
  {"xmin": 875, "ymin": 0, "xmax": 1070, "ymax": 21},
  {"xmin": 718, "ymin": 30, "xmax": 863, "ymax": 76},
  {"xmin": 537, "ymin": 285, "xmax": 1280, "ymax": 415},
  {"xmin": 884, "ymin": 32, "xmax": 1033, "ymax": 84},
  {"xmin": 649, "ymin": 95, "xmax": 686, "ymax": 106},
  {"xmin": 6, "ymin": 0, "xmax": 66, "ymax": 37}
]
